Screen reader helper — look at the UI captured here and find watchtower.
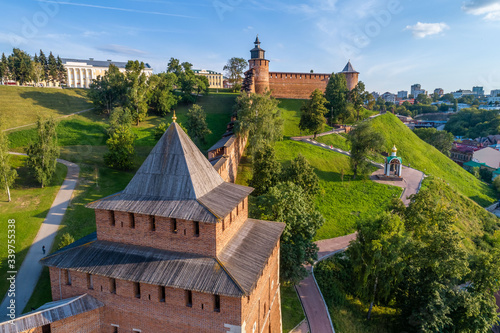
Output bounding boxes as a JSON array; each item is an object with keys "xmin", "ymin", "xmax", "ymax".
[
  {"xmin": 248, "ymin": 35, "xmax": 270, "ymax": 94},
  {"xmin": 341, "ymin": 60, "xmax": 359, "ymax": 91}
]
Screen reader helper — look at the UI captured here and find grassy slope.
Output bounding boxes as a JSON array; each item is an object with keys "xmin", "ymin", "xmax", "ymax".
[
  {"xmin": 0, "ymin": 155, "xmax": 66, "ymax": 299},
  {"xmin": 281, "ymin": 285, "xmax": 305, "ymax": 332},
  {"xmin": 0, "ymin": 86, "xmax": 91, "ymax": 129},
  {"xmin": 371, "ymin": 113, "xmax": 496, "ymax": 206}
]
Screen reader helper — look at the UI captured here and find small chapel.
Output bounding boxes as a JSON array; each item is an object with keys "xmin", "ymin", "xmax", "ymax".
[{"xmin": 384, "ymin": 145, "xmax": 403, "ymax": 178}]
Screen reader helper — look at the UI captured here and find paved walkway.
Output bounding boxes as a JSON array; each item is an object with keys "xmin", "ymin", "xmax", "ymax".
[
  {"xmin": 0, "ymin": 153, "xmax": 79, "ymax": 318},
  {"xmin": 371, "ymin": 167, "xmax": 425, "ymax": 206},
  {"xmin": 3, "ymin": 108, "xmax": 93, "ymax": 132}
]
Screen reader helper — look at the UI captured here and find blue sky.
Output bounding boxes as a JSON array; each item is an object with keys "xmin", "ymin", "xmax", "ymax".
[{"xmin": 1, "ymin": 0, "xmax": 500, "ymax": 94}]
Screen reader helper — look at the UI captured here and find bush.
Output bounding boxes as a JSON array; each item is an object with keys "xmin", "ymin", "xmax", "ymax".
[{"xmin": 58, "ymin": 233, "xmax": 75, "ymax": 250}]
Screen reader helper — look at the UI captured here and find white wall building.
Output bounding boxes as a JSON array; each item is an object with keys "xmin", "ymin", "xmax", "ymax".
[{"xmin": 62, "ymin": 58, "xmax": 153, "ymax": 88}]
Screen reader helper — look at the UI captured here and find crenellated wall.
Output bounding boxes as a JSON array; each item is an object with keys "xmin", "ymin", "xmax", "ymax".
[
  {"xmin": 209, "ymin": 134, "xmax": 248, "ymax": 184},
  {"xmin": 268, "ymin": 72, "xmax": 330, "ymax": 99}
]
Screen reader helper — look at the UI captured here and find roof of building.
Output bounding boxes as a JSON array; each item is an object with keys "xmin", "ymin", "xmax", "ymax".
[
  {"xmin": 193, "ymin": 69, "xmax": 222, "ymax": 75},
  {"xmin": 0, "ymin": 294, "xmax": 103, "ymax": 333},
  {"xmin": 41, "ymin": 219, "xmax": 285, "ymax": 297},
  {"xmin": 341, "ymin": 60, "xmax": 359, "ymax": 74},
  {"xmin": 87, "ymin": 123, "xmax": 253, "ymax": 222},
  {"xmin": 463, "ymin": 160, "xmax": 487, "ymax": 168},
  {"xmin": 473, "ymin": 147, "xmax": 500, "ymax": 169},
  {"xmin": 61, "ymin": 58, "xmax": 152, "ymax": 69},
  {"xmin": 208, "ymin": 135, "xmax": 236, "ymax": 152},
  {"xmin": 209, "ymin": 155, "xmax": 227, "ymax": 171},
  {"xmin": 387, "ymin": 156, "xmax": 402, "ymax": 163}
]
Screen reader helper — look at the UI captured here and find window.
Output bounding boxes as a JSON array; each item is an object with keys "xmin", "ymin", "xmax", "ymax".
[
  {"xmin": 42, "ymin": 324, "xmax": 51, "ymax": 333},
  {"xmin": 66, "ymin": 270, "xmax": 71, "ymax": 285},
  {"xmin": 109, "ymin": 211, "xmax": 115, "ymax": 226},
  {"xmin": 111, "ymin": 324, "xmax": 119, "ymax": 333},
  {"xmin": 134, "ymin": 282, "xmax": 141, "ymax": 298},
  {"xmin": 150, "ymin": 216, "xmax": 156, "ymax": 231},
  {"xmin": 130, "ymin": 213, "xmax": 135, "ymax": 229},
  {"xmin": 172, "ymin": 218, "xmax": 177, "ymax": 233},
  {"xmin": 194, "ymin": 222, "xmax": 199, "ymax": 237},
  {"xmin": 243, "ymin": 199, "xmax": 245, "ymax": 210},
  {"xmin": 87, "ymin": 274, "xmax": 93, "ymax": 290},
  {"xmin": 230, "ymin": 213, "xmax": 232, "ymax": 224},
  {"xmin": 159, "ymin": 286, "xmax": 165, "ymax": 302},
  {"xmin": 186, "ymin": 290, "xmax": 192, "ymax": 307},
  {"xmin": 222, "ymin": 219, "xmax": 225, "ymax": 231},
  {"xmin": 110, "ymin": 278, "xmax": 116, "ymax": 294},
  {"xmin": 214, "ymin": 295, "xmax": 220, "ymax": 312}
]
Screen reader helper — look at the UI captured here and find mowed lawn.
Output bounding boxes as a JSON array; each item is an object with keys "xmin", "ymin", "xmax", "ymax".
[
  {"xmin": 0, "ymin": 155, "xmax": 67, "ymax": 300},
  {"xmin": 0, "ymin": 86, "xmax": 91, "ymax": 129}
]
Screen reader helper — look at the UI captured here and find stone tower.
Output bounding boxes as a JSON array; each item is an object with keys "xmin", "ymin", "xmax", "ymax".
[
  {"xmin": 341, "ymin": 60, "xmax": 359, "ymax": 91},
  {"xmin": 248, "ymin": 35, "xmax": 270, "ymax": 94}
]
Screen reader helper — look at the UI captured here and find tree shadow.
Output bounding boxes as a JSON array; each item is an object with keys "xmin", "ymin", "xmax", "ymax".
[{"xmin": 18, "ymin": 90, "xmax": 91, "ymax": 115}]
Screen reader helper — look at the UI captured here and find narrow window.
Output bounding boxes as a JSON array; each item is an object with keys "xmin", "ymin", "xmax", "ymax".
[
  {"xmin": 214, "ymin": 295, "xmax": 220, "ymax": 312},
  {"xmin": 110, "ymin": 278, "xmax": 116, "ymax": 294},
  {"xmin": 186, "ymin": 290, "xmax": 192, "ymax": 307},
  {"xmin": 194, "ymin": 222, "xmax": 200, "ymax": 237},
  {"xmin": 159, "ymin": 286, "xmax": 165, "ymax": 302},
  {"xmin": 87, "ymin": 274, "xmax": 93, "ymax": 290},
  {"xmin": 130, "ymin": 213, "xmax": 135, "ymax": 229},
  {"xmin": 243, "ymin": 199, "xmax": 245, "ymax": 210},
  {"xmin": 150, "ymin": 216, "xmax": 156, "ymax": 231},
  {"xmin": 172, "ymin": 218, "xmax": 177, "ymax": 233},
  {"xmin": 230, "ymin": 213, "xmax": 233, "ymax": 224},
  {"xmin": 111, "ymin": 325, "xmax": 118, "ymax": 333},
  {"xmin": 41, "ymin": 324, "xmax": 51, "ymax": 333},
  {"xmin": 109, "ymin": 211, "xmax": 115, "ymax": 226},
  {"xmin": 66, "ymin": 270, "xmax": 71, "ymax": 285},
  {"xmin": 134, "ymin": 282, "xmax": 141, "ymax": 298},
  {"xmin": 222, "ymin": 219, "xmax": 225, "ymax": 231}
]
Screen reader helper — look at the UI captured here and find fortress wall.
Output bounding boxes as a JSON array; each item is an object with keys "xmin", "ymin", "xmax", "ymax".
[
  {"xmin": 268, "ymin": 72, "xmax": 331, "ymax": 99},
  {"xmin": 211, "ymin": 134, "xmax": 247, "ymax": 183}
]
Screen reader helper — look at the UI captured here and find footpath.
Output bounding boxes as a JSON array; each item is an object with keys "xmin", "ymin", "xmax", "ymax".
[{"xmin": 0, "ymin": 153, "xmax": 79, "ymax": 318}]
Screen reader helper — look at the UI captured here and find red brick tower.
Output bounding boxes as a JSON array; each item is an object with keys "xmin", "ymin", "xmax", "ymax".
[
  {"xmin": 248, "ymin": 35, "xmax": 270, "ymax": 94},
  {"xmin": 40, "ymin": 122, "xmax": 285, "ymax": 333},
  {"xmin": 341, "ymin": 60, "xmax": 359, "ymax": 91}
]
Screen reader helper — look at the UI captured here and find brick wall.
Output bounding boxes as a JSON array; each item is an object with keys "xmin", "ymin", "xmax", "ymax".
[
  {"xmin": 216, "ymin": 198, "xmax": 248, "ymax": 255},
  {"xmin": 49, "ymin": 268, "xmax": 244, "ymax": 332},
  {"xmin": 269, "ymin": 72, "xmax": 330, "ymax": 99},
  {"xmin": 95, "ymin": 210, "xmax": 218, "ymax": 256},
  {"xmin": 211, "ymin": 135, "xmax": 248, "ymax": 183},
  {"xmin": 249, "ymin": 59, "xmax": 270, "ymax": 95}
]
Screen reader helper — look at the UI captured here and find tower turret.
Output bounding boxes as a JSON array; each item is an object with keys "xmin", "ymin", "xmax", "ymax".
[
  {"xmin": 341, "ymin": 60, "xmax": 359, "ymax": 91},
  {"xmin": 248, "ymin": 35, "xmax": 270, "ymax": 94}
]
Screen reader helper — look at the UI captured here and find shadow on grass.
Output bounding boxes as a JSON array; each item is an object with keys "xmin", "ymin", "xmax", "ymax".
[{"xmin": 19, "ymin": 91, "xmax": 90, "ymax": 115}]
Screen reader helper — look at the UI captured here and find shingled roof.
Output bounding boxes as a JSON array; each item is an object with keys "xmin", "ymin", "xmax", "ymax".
[
  {"xmin": 87, "ymin": 122, "xmax": 253, "ymax": 222},
  {"xmin": 342, "ymin": 60, "xmax": 359, "ymax": 74},
  {"xmin": 41, "ymin": 219, "xmax": 285, "ymax": 297},
  {"xmin": 0, "ymin": 294, "xmax": 103, "ymax": 333}
]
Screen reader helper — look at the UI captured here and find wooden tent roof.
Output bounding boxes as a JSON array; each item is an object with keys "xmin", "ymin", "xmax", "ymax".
[
  {"xmin": 41, "ymin": 219, "xmax": 284, "ymax": 297},
  {"xmin": 0, "ymin": 294, "xmax": 103, "ymax": 333},
  {"xmin": 87, "ymin": 122, "xmax": 253, "ymax": 222}
]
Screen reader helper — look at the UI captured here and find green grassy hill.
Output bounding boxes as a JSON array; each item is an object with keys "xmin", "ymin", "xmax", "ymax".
[
  {"xmin": 0, "ymin": 86, "xmax": 91, "ymax": 129},
  {"xmin": 370, "ymin": 113, "xmax": 496, "ymax": 206}
]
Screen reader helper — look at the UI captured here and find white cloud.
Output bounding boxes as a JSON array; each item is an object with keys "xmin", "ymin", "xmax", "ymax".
[
  {"xmin": 96, "ymin": 44, "xmax": 147, "ymax": 56},
  {"xmin": 286, "ymin": 0, "xmax": 338, "ymax": 15},
  {"xmin": 463, "ymin": 0, "xmax": 500, "ymax": 20},
  {"xmin": 0, "ymin": 32, "xmax": 27, "ymax": 46},
  {"xmin": 405, "ymin": 22, "xmax": 449, "ymax": 39}
]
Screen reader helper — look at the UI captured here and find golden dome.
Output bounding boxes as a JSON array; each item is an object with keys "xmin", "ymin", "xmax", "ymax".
[{"xmin": 391, "ymin": 145, "xmax": 397, "ymax": 153}]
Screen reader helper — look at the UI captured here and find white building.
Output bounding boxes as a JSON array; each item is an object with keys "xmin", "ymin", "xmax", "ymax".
[
  {"xmin": 62, "ymin": 58, "xmax": 153, "ymax": 88},
  {"xmin": 453, "ymin": 90, "xmax": 474, "ymax": 99},
  {"xmin": 193, "ymin": 69, "xmax": 223, "ymax": 89},
  {"xmin": 397, "ymin": 90, "xmax": 408, "ymax": 99},
  {"xmin": 490, "ymin": 89, "xmax": 500, "ymax": 97},
  {"xmin": 381, "ymin": 92, "xmax": 396, "ymax": 103}
]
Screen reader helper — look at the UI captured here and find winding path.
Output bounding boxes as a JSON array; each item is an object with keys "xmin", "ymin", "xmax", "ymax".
[
  {"xmin": 0, "ymin": 153, "xmax": 79, "ymax": 318},
  {"xmin": 290, "ymin": 128, "xmax": 425, "ymax": 333}
]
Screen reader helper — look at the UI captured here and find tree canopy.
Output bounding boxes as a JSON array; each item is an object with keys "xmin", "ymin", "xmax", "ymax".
[
  {"xmin": 299, "ymin": 89, "xmax": 328, "ymax": 138},
  {"xmin": 347, "ymin": 121, "xmax": 385, "ymax": 179},
  {"xmin": 223, "ymin": 57, "xmax": 247, "ymax": 92},
  {"xmin": 413, "ymin": 128, "xmax": 454, "ymax": 156},
  {"xmin": 186, "ymin": 104, "xmax": 211, "ymax": 144}
]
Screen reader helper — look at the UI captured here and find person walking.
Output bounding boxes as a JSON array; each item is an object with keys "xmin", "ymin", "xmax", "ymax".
[{"xmin": 42, "ymin": 246, "xmax": 45, "ymax": 255}]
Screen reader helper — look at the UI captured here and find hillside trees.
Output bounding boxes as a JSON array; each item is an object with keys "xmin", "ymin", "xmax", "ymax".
[
  {"xmin": 8, "ymin": 49, "xmax": 33, "ymax": 85},
  {"xmin": 0, "ymin": 53, "xmax": 8, "ymax": 83},
  {"xmin": 147, "ymin": 72, "xmax": 179, "ymax": 116},
  {"xmin": 445, "ymin": 108, "xmax": 500, "ymax": 138},
  {"xmin": 88, "ymin": 64, "xmax": 126, "ymax": 114},
  {"xmin": 0, "ymin": 123, "xmax": 17, "ymax": 202},
  {"xmin": 413, "ymin": 128, "xmax": 454, "ymax": 156},
  {"xmin": 104, "ymin": 107, "xmax": 136, "ymax": 170},
  {"xmin": 26, "ymin": 117, "xmax": 59, "ymax": 188},
  {"xmin": 347, "ymin": 121, "xmax": 385, "ymax": 179},
  {"xmin": 125, "ymin": 61, "xmax": 150, "ymax": 125},
  {"xmin": 223, "ymin": 57, "xmax": 247, "ymax": 92},
  {"xmin": 248, "ymin": 144, "xmax": 282, "ymax": 196},
  {"xmin": 186, "ymin": 104, "xmax": 211, "ymax": 144},
  {"xmin": 299, "ymin": 89, "xmax": 328, "ymax": 139},
  {"xmin": 234, "ymin": 91, "xmax": 283, "ymax": 155},
  {"xmin": 349, "ymin": 81, "xmax": 368, "ymax": 121}
]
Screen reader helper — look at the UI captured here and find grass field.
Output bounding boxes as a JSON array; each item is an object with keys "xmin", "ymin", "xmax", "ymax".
[
  {"xmin": 316, "ymin": 133, "xmax": 350, "ymax": 151},
  {"xmin": 278, "ymin": 98, "xmax": 333, "ymax": 138},
  {"xmin": 370, "ymin": 113, "xmax": 497, "ymax": 206},
  {"xmin": 0, "ymin": 155, "xmax": 67, "ymax": 301},
  {"xmin": 281, "ymin": 285, "xmax": 305, "ymax": 332},
  {"xmin": 0, "ymin": 86, "xmax": 91, "ymax": 129}
]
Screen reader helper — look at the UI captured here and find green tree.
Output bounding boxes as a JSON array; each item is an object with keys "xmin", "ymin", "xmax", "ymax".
[
  {"xmin": 0, "ymin": 123, "xmax": 17, "ymax": 202},
  {"xmin": 104, "ymin": 124, "xmax": 136, "ymax": 170},
  {"xmin": 47, "ymin": 52, "xmax": 58, "ymax": 84},
  {"xmin": 166, "ymin": 57, "xmax": 182, "ymax": 76},
  {"xmin": 347, "ymin": 122, "xmax": 385, "ymax": 179},
  {"xmin": 234, "ymin": 91, "xmax": 283, "ymax": 155},
  {"xmin": 26, "ymin": 117, "xmax": 59, "ymax": 188},
  {"xmin": 186, "ymin": 104, "xmax": 211, "ymax": 144},
  {"xmin": 88, "ymin": 64, "xmax": 126, "ymax": 114},
  {"xmin": 348, "ymin": 213, "xmax": 406, "ymax": 319},
  {"xmin": 8, "ymin": 48, "xmax": 33, "ymax": 85},
  {"xmin": 179, "ymin": 62, "xmax": 198, "ymax": 103},
  {"xmin": 248, "ymin": 144, "xmax": 281, "ymax": 196},
  {"xmin": 413, "ymin": 128, "xmax": 454, "ymax": 156},
  {"xmin": 58, "ymin": 233, "xmax": 75, "ymax": 250},
  {"xmin": 256, "ymin": 182, "xmax": 324, "ymax": 285},
  {"xmin": 125, "ymin": 60, "xmax": 149, "ymax": 125},
  {"xmin": 31, "ymin": 62, "xmax": 44, "ymax": 85},
  {"xmin": 324, "ymin": 73, "xmax": 349, "ymax": 124},
  {"xmin": 147, "ymin": 73, "xmax": 179, "ymax": 116},
  {"xmin": 493, "ymin": 176, "xmax": 500, "ymax": 192},
  {"xmin": 108, "ymin": 107, "xmax": 132, "ymax": 135},
  {"xmin": 56, "ymin": 56, "xmax": 67, "ymax": 85},
  {"xmin": 349, "ymin": 81, "xmax": 368, "ymax": 121},
  {"xmin": 38, "ymin": 50, "xmax": 48, "ymax": 81},
  {"xmin": 416, "ymin": 93, "xmax": 432, "ymax": 105},
  {"xmin": 299, "ymin": 89, "xmax": 327, "ymax": 138},
  {"xmin": 0, "ymin": 53, "xmax": 8, "ymax": 83},
  {"xmin": 223, "ymin": 57, "xmax": 247, "ymax": 92},
  {"xmin": 281, "ymin": 153, "xmax": 319, "ymax": 198}
]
